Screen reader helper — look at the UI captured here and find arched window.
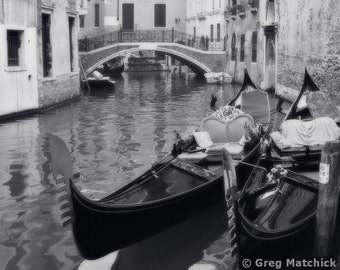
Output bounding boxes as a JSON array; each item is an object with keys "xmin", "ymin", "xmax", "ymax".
[{"xmin": 231, "ymin": 33, "xmax": 236, "ymax": 61}]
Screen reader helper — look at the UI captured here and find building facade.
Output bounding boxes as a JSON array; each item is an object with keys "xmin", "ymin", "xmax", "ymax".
[
  {"xmin": 275, "ymin": 0, "xmax": 340, "ymax": 105},
  {"xmin": 224, "ymin": 0, "xmax": 275, "ymax": 87},
  {"xmin": 79, "ymin": 0, "xmax": 186, "ymax": 39},
  {"xmin": 0, "ymin": 0, "xmax": 81, "ymax": 118},
  {"xmin": 186, "ymin": 0, "xmax": 227, "ymax": 51}
]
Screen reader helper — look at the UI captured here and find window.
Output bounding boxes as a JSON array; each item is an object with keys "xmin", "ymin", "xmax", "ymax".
[
  {"xmin": 240, "ymin": 34, "xmax": 245, "ymax": 62},
  {"xmin": 79, "ymin": 15, "xmax": 85, "ymax": 28},
  {"xmin": 94, "ymin": 4, "xmax": 99, "ymax": 27},
  {"xmin": 42, "ymin": 13, "xmax": 52, "ymax": 77},
  {"xmin": 154, "ymin": 4, "xmax": 166, "ymax": 27},
  {"xmin": 231, "ymin": 33, "xmax": 236, "ymax": 61},
  {"xmin": 193, "ymin": 27, "xmax": 196, "ymax": 38},
  {"xmin": 217, "ymin": 23, "xmax": 220, "ymax": 42},
  {"xmin": 251, "ymin": 0, "xmax": 259, "ymax": 8},
  {"xmin": 252, "ymin": 31, "xmax": 257, "ymax": 62},
  {"xmin": 210, "ymin": 24, "xmax": 214, "ymax": 40},
  {"xmin": 69, "ymin": 17, "xmax": 75, "ymax": 72},
  {"xmin": 7, "ymin": 30, "xmax": 23, "ymax": 67}
]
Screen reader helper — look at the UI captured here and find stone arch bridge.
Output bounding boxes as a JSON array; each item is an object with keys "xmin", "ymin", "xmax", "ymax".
[{"xmin": 79, "ymin": 29, "xmax": 226, "ymax": 77}]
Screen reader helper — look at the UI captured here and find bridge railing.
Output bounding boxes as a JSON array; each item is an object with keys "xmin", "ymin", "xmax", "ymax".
[{"xmin": 79, "ymin": 28, "xmax": 226, "ymax": 52}]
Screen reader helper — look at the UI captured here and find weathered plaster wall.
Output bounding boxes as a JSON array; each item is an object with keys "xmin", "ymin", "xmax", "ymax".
[
  {"xmin": 38, "ymin": 0, "xmax": 80, "ymax": 109},
  {"xmin": 186, "ymin": 0, "xmax": 227, "ymax": 52},
  {"xmin": 0, "ymin": 0, "xmax": 39, "ymax": 116},
  {"xmin": 38, "ymin": 73, "xmax": 79, "ymax": 108},
  {"xmin": 226, "ymin": 0, "xmax": 266, "ymax": 86},
  {"xmin": 276, "ymin": 0, "xmax": 340, "ymax": 104},
  {"xmin": 79, "ymin": 0, "xmax": 120, "ymax": 39},
  {"xmin": 120, "ymin": 0, "xmax": 186, "ymax": 32}
]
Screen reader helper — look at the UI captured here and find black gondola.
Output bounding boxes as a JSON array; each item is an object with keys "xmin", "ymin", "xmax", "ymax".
[
  {"xmin": 49, "ymin": 69, "xmax": 271, "ymax": 260},
  {"xmin": 237, "ymin": 69, "xmax": 340, "ymax": 242},
  {"xmin": 237, "ymin": 158, "xmax": 319, "ymax": 241},
  {"xmin": 273, "ymin": 68, "xmax": 340, "ymax": 160}
]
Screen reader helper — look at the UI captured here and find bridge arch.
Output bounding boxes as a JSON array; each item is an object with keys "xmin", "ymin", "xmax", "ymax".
[{"xmin": 82, "ymin": 44, "xmax": 214, "ymax": 77}]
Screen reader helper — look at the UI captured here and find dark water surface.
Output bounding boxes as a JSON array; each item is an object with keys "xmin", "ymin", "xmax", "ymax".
[{"xmin": 0, "ymin": 72, "xmax": 246, "ymax": 270}]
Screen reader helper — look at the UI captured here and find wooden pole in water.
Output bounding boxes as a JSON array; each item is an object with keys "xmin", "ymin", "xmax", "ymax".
[
  {"xmin": 222, "ymin": 149, "xmax": 239, "ymax": 269},
  {"xmin": 316, "ymin": 140, "xmax": 340, "ymax": 257}
]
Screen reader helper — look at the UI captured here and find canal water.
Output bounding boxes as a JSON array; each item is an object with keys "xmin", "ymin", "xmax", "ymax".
[
  {"xmin": 1, "ymin": 71, "xmax": 324, "ymax": 270},
  {"xmin": 0, "ymin": 72, "xmax": 243, "ymax": 270}
]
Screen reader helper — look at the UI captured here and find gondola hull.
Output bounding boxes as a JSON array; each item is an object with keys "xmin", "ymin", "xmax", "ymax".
[
  {"xmin": 49, "ymin": 69, "xmax": 271, "ymax": 260},
  {"xmin": 71, "ymin": 167, "xmax": 224, "ymax": 259},
  {"xmin": 71, "ymin": 139, "xmax": 262, "ymax": 259},
  {"xmin": 237, "ymin": 159, "xmax": 319, "ymax": 241}
]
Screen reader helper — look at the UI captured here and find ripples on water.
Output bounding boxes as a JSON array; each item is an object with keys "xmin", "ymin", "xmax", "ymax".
[{"xmin": 0, "ymin": 72, "xmax": 242, "ymax": 270}]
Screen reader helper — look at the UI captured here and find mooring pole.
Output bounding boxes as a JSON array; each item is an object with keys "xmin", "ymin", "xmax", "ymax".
[
  {"xmin": 222, "ymin": 149, "xmax": 239, "ymax": 269},
  {"xmin": 316, "ymin": 140, "xmax": 340, "ymax": 258}
]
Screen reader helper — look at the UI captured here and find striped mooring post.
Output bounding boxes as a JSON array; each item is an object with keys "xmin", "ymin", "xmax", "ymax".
[
  {"xmin": 315, "ymin": 140, "xmax": 340, "ymax": 258},
  {"xmin": 222, "ymin": 148, "xmax": 239, "ymax": 270}
]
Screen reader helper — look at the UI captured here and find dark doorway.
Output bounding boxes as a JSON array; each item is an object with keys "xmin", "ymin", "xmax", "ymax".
[
  {"xmin": 68, "ymin": 17, "xmax": 75, "ymax": 72},
  {"xmin": 42, "ymin": 13, "xmax": 52, "ymax": 77},
  {"xmin": 122, "ymin": 3, "xmax": 134, "ymax": 31}
]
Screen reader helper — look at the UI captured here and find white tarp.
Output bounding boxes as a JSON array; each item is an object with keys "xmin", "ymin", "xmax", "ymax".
[{"xmin": 270, "ymin": 117, "xmax": 340, "ymax": 149}]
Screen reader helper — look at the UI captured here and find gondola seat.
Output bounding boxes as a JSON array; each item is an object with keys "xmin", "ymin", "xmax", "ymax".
[{"xmin": 178, "ymin": 112, "xmax": 255, "ymax": 163}]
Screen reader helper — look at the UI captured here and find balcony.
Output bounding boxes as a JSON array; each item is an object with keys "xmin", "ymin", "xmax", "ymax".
[
  {"xmin": 238, "ymin": 6, "xmax": 246, "ymax": 17},
  {"xmin": 197, "ymin": 12, "xmax": 207, "ymax": 20},
  {"xmin": 224, "ymin": 6, "xmax": 237, "ymax": 20},
  {"xmin": 249, "ymin": 0, "xmax": 259, "ymax": 13}
]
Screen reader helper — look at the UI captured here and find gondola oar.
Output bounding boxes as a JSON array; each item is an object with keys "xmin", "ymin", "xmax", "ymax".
[{"xmin": 49, "ymin": 134, "xmax": 73, "ymax": 227}]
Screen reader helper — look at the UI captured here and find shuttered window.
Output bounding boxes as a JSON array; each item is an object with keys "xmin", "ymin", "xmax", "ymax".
[
  {"xmin": 154, "ymin": 4, "xmax": 166, "ymax": 27},
  {"xmin": 252, "ymin": 31, "xmax": 257, "ymax": 63},
  {"xmin": 79, "ymin": 15, "xmax": 85, "ymax": 28},
  {"xmin": 240, "ymin": 34, "xmax": 245, "ymax": 62},
  {"xmin": 94, "ymin": 4, "xmax": 99, "ymax": 27},
  {"xmin": 231, "ymin": 33, "xmax": 236, "ymax": 61}
]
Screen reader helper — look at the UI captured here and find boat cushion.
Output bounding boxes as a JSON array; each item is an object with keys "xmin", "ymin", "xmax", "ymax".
[
  {"xmin": 193, "ymin": 131, "xmax": 214, "ymax": 148},
  {"xmin": 270, "ymin": 117, "xmax": 340, "ymax": 150},
  {"xmin": 201, "ymin": 109, "xmax": 255, "ymax": 143},
  {"xmin": 177, "ymin": 152, "xmax": 208, "ymax": 163},
  {"xmin": 205, "ymin": 142, "xmax": 244, "ymax": 161},
  {"xmin": 91, "ymin": 70, "xmax": 104, "ymax": 79}
]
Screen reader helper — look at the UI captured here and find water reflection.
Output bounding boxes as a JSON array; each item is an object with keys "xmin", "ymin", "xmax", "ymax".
[
  {"xmin": 112, "ymin": 200, "xmax": 229, "ymax": 270},
  {"xmin": 0, "ymin": 72, "xmax": 240, "ymax": 270}
]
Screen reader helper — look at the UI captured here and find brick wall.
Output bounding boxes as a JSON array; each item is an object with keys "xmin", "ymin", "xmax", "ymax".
[
  {"xmin": 276, "ymin": 0, "xmax": 340, "ymax": 104},
  {"xmin": 38, "ymin": 73, "xmax": 80, "ymax": 109}
]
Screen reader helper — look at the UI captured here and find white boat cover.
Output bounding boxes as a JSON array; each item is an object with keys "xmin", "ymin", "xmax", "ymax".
[{"xmin": 270, "ymin": 117, "xmax": 340, "ymax": 149}]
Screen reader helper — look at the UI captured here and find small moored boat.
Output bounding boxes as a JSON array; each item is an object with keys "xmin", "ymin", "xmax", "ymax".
[
  {"xmin": 49, "ymin": 69, "xmax": 271, "ymax": 259},
  {"xmin": 204, "ymin": 72, "xmax": 232, "ymax": 84},
  {"xmin": 84, "ymin": 70, "xmax": 116, "ymax": 87}
]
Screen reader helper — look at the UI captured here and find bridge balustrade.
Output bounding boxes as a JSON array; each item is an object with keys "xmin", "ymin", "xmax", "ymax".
[{"xmin": 79, "ymin": 28, "xmax": 226, "ymax": 52}]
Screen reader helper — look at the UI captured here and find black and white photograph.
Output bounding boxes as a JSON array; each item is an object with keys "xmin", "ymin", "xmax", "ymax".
[{"xmin": 0, "ymin": 0, "xmax": 340, "ymax": 269}]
